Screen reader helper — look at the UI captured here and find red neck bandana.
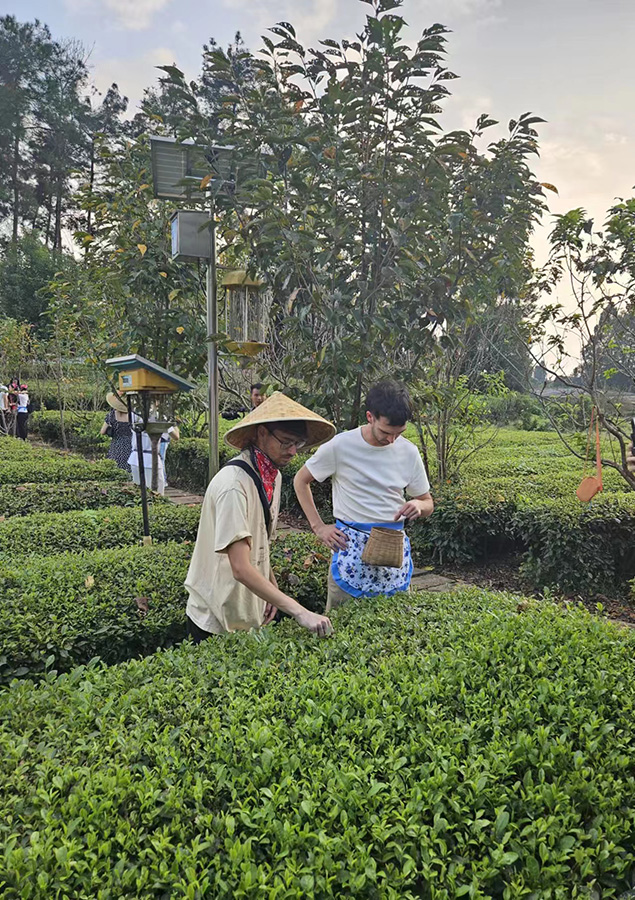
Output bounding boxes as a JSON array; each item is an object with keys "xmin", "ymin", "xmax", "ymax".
[{"xmin": 251, "ymin": 446, "xmax": 278, "ymax": 502}]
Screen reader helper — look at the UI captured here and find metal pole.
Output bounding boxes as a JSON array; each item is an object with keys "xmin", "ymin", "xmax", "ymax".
[
  {"xmin": 128, "ymin": 394, "xmax": 151, "ymax": 543},
  {"xmin": 207, "ymin": 198, "xmax": 219, "ymax": 483}
]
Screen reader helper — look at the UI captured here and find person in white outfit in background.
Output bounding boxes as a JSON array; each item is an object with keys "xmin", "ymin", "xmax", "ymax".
[{"xmin": 128, "ymin": 422, "xmax": 179, "ymax": 495}]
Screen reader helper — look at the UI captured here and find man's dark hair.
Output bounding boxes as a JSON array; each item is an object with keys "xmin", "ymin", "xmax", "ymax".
[
  {"xmin": 365, "ymin": 381, "xmax": 412, "ymax": 426},
  {"xmin": 250, "ymin": 383, "xmax": 263, "ymax": 392}
]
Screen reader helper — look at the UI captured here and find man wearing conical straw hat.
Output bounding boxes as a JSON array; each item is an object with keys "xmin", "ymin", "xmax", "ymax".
[{"xmin": 185, "ymin": 392, "xmax": 336, "ymax": 639}]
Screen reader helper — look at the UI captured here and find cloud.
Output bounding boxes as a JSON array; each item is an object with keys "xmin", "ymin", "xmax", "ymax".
[
  {"xmin": 604, "ymin": 132, "xmax": 628, "ymax": 146},
  {"xmin": 64, "ymin": 0, "xmax": 174, "ymax": 31},
  {"xmin": 221, "ymin": 0, "xmax": 339, "ymax": 47},
  {"xmin": 92, "ymin": 46, "xmax": 178, "ymax": 114}
]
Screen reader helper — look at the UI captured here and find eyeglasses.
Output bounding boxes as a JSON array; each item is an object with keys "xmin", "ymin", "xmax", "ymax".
[{"xmin": 266, "ymin": 427, "xmax": 307, "ymax": 451}]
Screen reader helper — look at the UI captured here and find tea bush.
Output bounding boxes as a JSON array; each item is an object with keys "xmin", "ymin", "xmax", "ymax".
[
  {"xmin": 0, "ymin": 504, "xmax": 201, "ymax": 556},
  {"xmin": 271, "ymin": 531, "xmax": 328, "ymax": 610},
  {"xmin": 166, "ymin": 437, "xmax": 234, "ymax": 494},
  {"xmin": 0, "ymin": 455, "xmax": 125, "ymax": 485},
  {"xmin": 409, "ymin": 488, "xmax": 635, "ymax": 592},
  {"xmin": 0, "ymin": 532, "xmax": 326, "ymax": 684},
  {"xmin": 0, "ymin": 481, "xmax": 145, "ymax": 517},
  {"xmin": 0, "ymin": 543, "xmax": 192, "ymax": 685},
  {"xmin": 516, "ymin": 496, "xmax": 635, "ymax": 593},
  {"xmin": 31, "ymin": 410, "xmax": 108, "ymax": 454},
  {"xmin": 166, "ymin": 441, "xmax": 334, "ymax": 513},
  {"xmin": 1, "ymin": 590, "xmax": 635, "ymax": 897}
]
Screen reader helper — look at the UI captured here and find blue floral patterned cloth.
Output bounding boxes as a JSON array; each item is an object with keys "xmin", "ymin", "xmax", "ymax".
[{"xmin": 331, "ymin": 519, "xmax": 413, "ymax": 598}]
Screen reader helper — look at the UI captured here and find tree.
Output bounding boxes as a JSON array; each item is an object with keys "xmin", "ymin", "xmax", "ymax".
[
  {"xmin": 531, "ymin": 199, "xmax": 635, "ymax": 490},
  {"xmin": 0, "ymin": 16, "xmax": 56, "ymax": 241},
  {"xmin": 0, "ymin": 230, "xmax": 62, "ymax": 329},
  {"xmin": 72, "ymin": 135, "xmax": 207, "ymax": 378},
  {"xmin": 159, "ymin": 0, "xmax": 547, "ymax": 428}
]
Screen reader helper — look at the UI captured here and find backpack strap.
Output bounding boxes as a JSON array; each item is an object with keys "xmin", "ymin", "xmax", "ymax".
[{"xmin": 224, "ymin": 459, "xmax": 272, "ymax": 535}]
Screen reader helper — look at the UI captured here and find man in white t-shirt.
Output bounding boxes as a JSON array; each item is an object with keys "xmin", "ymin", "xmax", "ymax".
[{"xmin": 294, "ymin": 381, "xmax": 433, "ymax": 610}]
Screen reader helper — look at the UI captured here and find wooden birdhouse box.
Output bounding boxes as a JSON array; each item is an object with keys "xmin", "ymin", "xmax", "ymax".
[{"xmin": 105, "ymin": 354, "xmax": 195, "ymax": 395}]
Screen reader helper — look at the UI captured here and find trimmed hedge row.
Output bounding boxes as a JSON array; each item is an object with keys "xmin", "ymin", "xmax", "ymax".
[
  {"xmin": 0, "ymin": 455, "xmax": 126, "ymax": 485},
  {"xmin": 166, "ymin": 436, "xmax": 635, "ymax": 594},
  {"xmin": 0, "ymin": 504, "xmax": 201, "ymax": 557},
  {"xmin": 516, "ymin": 496, "xmax": 635, "ymax": 593},
  {"xmin": 30, "ymin": 410, "xmax": 108, "ymax": 454},
  {"xmin": 0, "ymin": 543, "xmax": 191, "ymax": 685},
  {"xmin": 409, "ymin": 489, "xmax": 635, "ymax": 594},
  {"xmin": 2, "ymin": 591, "xmax": 635, "ymax": 897},
  {"xmin": 0, "ymin": 436, "xmax": 73, "ymax": 459},
  {"xmin": 0, "ymin": 480, "xmax": 146, "ymax": 518},
  {"xmin": 0, "ymin": 532, "xmax": 326, "ymax": 685},
  {"xmin": 166, "ymin": 437, "xmax": 232, "ymax": 494}
]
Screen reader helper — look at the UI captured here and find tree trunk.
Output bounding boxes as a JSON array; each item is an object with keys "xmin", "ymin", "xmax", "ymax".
[
  {"xmin": 11, "ymin": 126, "xmax": 20, "ymax": 243},
  {"xmin": 85, "ymin": 137, "xmax": 95, "ymax": 259},
  {"xmin": 54, "ymin": 354, "xmax": 68, "ymax": 451},
  {"xmin": 53, "ymin": 181, "xmax": 63, "ymax": 250}
]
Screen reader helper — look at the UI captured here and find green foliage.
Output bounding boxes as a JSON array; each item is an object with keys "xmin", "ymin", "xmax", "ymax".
[
  {"xmin": 0, "ymin": 232, "xmax": 61, "ymax": 328},
  {"xmin": 0, "ymin": 454, "xmax": 125, "ymax": 485},
  {"xmin": 271, "ymin": 532, "xmax": 328, "ymax": 612},
  {"xmin": 0, "ymin": 530, "xmax": 329, "ymax": 684},
  {"xmin": 0, "ymin": 542, "xmax": 192, "ymax": 685},
  {"xmin": 532, "ymin": 198, "xmax": 635, "ymax": 490},
  {"xmin": 31, "ymin": 409, "xmax": 108, "ymax": 452},
  {"xmin": 486, "ymin": 391, "xmax": 547, "ymax": 429},
  {"xmin": 2, "ymin": 590, "xmax": 635, "ymax": 896},
  {"xmin": 0, "ymin": 317, "xmax": 36, "ymax": 382},
  {"xmin": 164, "ymin": 5, "xmax": 547, "ymax": 428},
  {"xmin": 165, "ymin": 440, "xmax": 334, "ymax": 515},
  {"xmin": 27, "ymin": 376, "xmax": 107, "ymax": 411},
  {"xmin": 516, "ymin": 496, "xmax": 635, "ymax": 593},
  {"xmin": 0, "ymin": 480, "xmax": 146, "ymax": 517},
  {"xmin": 68, "ymin": 135, "xmax": 207, "ymax": 378},
  {"xmin": 0, "ymin": 16, "xmax": 95, "ymax": 248},
  {"xmin": 0, "ymin": 503, "xmax": 200, "ymax": 557},
  {"xmin": 166, "ymin": 437, "xmax": 235, "ymax": 493}
]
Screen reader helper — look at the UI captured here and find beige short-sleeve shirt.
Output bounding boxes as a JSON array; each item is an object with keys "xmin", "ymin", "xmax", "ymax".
[{"xmin": 185, "ymin": 450, "xmax": 280, "ymax": 634}]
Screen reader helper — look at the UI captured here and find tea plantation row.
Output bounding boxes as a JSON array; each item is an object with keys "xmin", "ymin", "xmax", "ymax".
[
  {"xmin": 156, "ymin": 430, "xmax": 635, "ymax": 594},
  {"xmin": 0, "ymin": 530, "xmax": 325, "ymax": 685},
  {"xmin": 2, "ymin": 591, "xmax": 635, "ymax": 897}
]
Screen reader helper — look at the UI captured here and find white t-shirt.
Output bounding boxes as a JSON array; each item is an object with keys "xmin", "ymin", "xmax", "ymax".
[{"xmin": 305, "ymin": 427, "xmax": 430, "ymax": 523}]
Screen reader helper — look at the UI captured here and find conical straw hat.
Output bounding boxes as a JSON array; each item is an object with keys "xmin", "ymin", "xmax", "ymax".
[
  {"xmin": 225, "ymin": 391, "xmax": 335, "ymax": 450},
  {"xmin": 106, "ymin": 391, "xmax": 128, "ymax": 413}
]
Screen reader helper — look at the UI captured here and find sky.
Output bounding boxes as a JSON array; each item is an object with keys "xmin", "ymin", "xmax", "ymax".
[{"xmin": 5, "ymin": 0, "xmax": 635, "ymax": 357}]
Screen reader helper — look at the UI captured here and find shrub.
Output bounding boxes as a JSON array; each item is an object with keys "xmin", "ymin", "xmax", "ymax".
[
  {"xmin": 31, "ymin": 410, "xmax": 108, "ymax": 454},
  {"xmin": 0, "ymin": 543, "xmax": 192, "ymax": 684},
  {"xmin": 0, "ymin": 481, "xmax": 146, "ymax": 517},
  {"xmin": 0, "ymin": 532, "xmax": 328, "ymax": 684},
  {"xmin": 165, "ymin": 437, "xmax": 232, "ymax": 494},
  {"xmin": 1, "ymin": 591, "xmax": 635, "ymax": 896},
  {"xmin": 0, "ymin": 435, "xmax": 69, "ymax": 459},
  {"xmin": 271, "ymin": 531, "xmax": 328, "ymax": 611},
  {"xmin": 0, "ymin": 504, "xmax": 201, "ymax": 557},
  {"xmin": 26, "ymin": 376, "xmax": 107, "ymax": 411},
  {"xmin": 0, "ymin": 455, "xmax": 126, "ymax": 485},
  {"xmin": 409, "ymin": 486, "xmax": 520, "ymax": 565},
  {"xmin": 486, "ymin": 391, "xmax": 545, "ymax": 427},
  {"xmin": 166, "ymin": 441, "xmax": 334, "ymax": 517},
  {"xmin": 516, "ymin": 495, "xmax": 635, "ymax": 593}
]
